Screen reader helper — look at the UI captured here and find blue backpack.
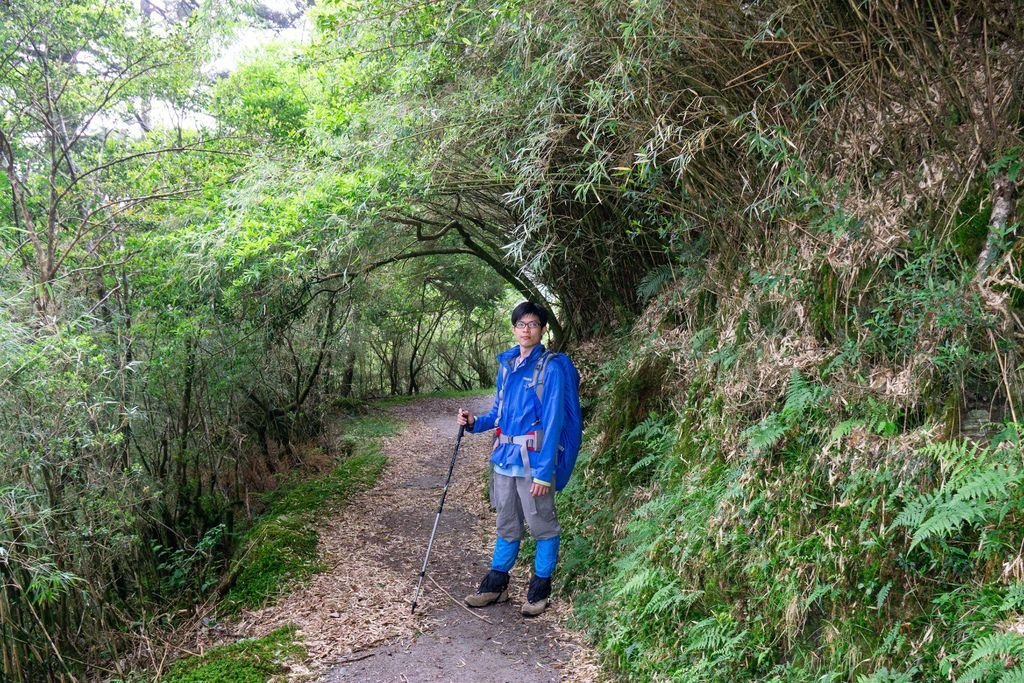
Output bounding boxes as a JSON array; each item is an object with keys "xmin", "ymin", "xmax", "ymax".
[{"xmin": 498, "ymin": 351, "xmax": 583, "ymax": 491}]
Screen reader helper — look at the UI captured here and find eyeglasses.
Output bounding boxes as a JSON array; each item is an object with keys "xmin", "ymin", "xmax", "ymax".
[{"xmin": 513, "ymin": 321, "xmax": 542, "ymax": 331}]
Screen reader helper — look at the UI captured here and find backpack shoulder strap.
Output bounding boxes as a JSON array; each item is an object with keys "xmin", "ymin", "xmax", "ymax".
[
  {"xmin": 532, "ymin": 351, "xmax": 556, "ymax": 404},
  {"xmin": 496, "ymin": 363, "xmax": 510, "ymax": 425}
]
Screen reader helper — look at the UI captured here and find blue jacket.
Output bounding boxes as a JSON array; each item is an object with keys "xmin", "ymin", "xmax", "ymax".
[{"xmin": 470, "ymin": 344, "xmax": 567, "ymax": 487}]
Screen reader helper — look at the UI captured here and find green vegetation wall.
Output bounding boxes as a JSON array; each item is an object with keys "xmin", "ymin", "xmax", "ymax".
[{"xmin": 524, "ymin": 3, "xmax": 1024, "ymax": 680}]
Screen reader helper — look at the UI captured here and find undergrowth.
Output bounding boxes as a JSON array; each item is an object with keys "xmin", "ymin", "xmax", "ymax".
[
  {"xmin": 374, "ymin": 387, "xmax": 492, "ymax": 407},
  {"xmin": 161, "ymin": 626, "xmax": 304, "ymax": 683},
  {"xmin": 222, "ymin": 417, "xmax": 395, "ymax": 611},
  {"xmin": 561, "ymin": 257, "xmax": 1023, "ymax": 680}
]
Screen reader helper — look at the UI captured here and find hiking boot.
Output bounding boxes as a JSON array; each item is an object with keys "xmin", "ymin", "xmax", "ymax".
[
  {"xmin": 464, "ymin": 569, "xmax": 510, "ymax": 608},
  {"xmin": 521, "ymin": 575, "xmax": 551, "ymax": 617}
]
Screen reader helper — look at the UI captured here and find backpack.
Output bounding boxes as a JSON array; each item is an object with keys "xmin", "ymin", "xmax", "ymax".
[{"xmin": 498, "ymin": 351, "xmax": 583, "ymax": 491}]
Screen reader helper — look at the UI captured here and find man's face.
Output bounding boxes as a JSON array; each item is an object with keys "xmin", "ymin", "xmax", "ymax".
[{"xmin": 513, "ymin": 313, "xmax": 545, "ymax": 349}]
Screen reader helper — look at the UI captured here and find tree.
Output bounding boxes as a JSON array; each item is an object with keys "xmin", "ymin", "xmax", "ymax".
[{"xmin": 0, "ymin": 0, "xmax": 227, "ymax": 320}]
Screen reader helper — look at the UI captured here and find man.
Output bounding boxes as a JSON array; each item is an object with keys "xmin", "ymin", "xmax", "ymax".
[{"xmin": 457, "ymin": 301, "xmax": 574, "ymax": 617}]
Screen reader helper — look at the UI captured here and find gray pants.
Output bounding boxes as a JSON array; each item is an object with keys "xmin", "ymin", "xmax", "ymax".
[{"xmin": 492, "ymin": 471, "xmax": 561, "ymax": 541}]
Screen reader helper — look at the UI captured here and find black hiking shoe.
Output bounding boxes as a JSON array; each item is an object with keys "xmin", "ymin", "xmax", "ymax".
[
  {"xmin": 464, "ymin": 569, "xmax": 510, "ymax": 608},
  {"xmin": 521, "ymin": 575, "xmax": 551, "ymax": 617}
]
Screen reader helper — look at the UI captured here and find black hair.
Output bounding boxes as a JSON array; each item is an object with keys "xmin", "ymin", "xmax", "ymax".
[{"xmin": 510, "ymin": 301, "xmax": 549, "ymax": 327}]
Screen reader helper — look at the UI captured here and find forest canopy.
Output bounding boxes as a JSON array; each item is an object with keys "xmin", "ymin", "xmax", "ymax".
[{"xmin": 2, "ymin": 0, "xmax": 1023, "ymax": 680}]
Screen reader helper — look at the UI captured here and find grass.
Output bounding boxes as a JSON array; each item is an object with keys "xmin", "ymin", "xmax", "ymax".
[
  {"xmin": 222, "ymin": 417, "xmax": 395, "ymax": 612},
  {"xmin": 162, "ymin": 626, "xmax": 304, "ymax": 683}
]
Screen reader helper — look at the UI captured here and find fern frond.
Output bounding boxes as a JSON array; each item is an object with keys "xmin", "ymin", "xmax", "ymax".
[
  {"xmin": 743, "ymin": 414, "xmax": 786, "ymax": 455},
  {"xmin": 921, "ymin": 439, "xmax": 983, "ymax": 486},
  {"xmin": 998, "ymin": 666, "xmax": 1024, "ymax": 683},
  {"xmin": 858, "ymin": 667, "xmax": 917, "ymax": 683},
  {"xmin": 636, "ymin": 265, "xmax": 674, "ymax": 302},
  {"xmin": 952, "ymin": 466, "xmax": 1021, "ymax": 504},
  {"xmin": 1000, "ymin": 584, "xmax": 1024, "ymax": 612},
  {"xmin": 875, "ymin": 581, "xmax": 892, "ymax": 610},
  {"xmin": 803, "ymin": 582, "xmax": 834, "ymax": 609},
  {"xmin": 783, "ymin": 369, "xmax": 817, "ymax": 414},
  {"xmin": 684, "ymin": 616, "xmax": 732, "ymax": 654},
  {"xmin": 911, "ymin": 500, "xmax": 985, "ymax": 548},
  {"xmin": 957, "ymin": 659, "xmax": 1003, "ymax": 683},
  {"xmin": 628, "ymin": 451, "xmax": 662, "ymax": 475},
  {"xmin": 614, "ymin": 567, "xmax": 658, "ymax": 599},
  {"xmin": 891, "ymin": 490, "xmax": 943, "ymax": 531},
  {"xmin": 966, "ymin": 631, "xmax": 1024, "ymax": 665},
  {"xmin": 641, "ymin": 582, "xmax": 703, "ymax": 617},
  {"xmin": 829, "ymin": 419, "xmax": 864, "ymax": 443}
]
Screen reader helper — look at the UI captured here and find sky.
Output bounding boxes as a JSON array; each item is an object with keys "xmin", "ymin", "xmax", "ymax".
[{"xmin": 111, "ymin": 1, "xmax": 312, "ymax": 135}]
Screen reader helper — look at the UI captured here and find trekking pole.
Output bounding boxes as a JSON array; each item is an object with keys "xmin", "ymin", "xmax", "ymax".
[{"xmin": 411, "ymin": 424, "xmax": 465, "ymax": 614}]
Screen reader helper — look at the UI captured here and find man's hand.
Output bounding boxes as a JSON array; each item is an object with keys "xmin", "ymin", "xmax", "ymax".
[
  {"xmin": 530, "ymin": 482, "xmax": 550, "ymax": 497},
  {"xmin": 457, "ymin": 408, "xmax": 474, "ymax": 428}
]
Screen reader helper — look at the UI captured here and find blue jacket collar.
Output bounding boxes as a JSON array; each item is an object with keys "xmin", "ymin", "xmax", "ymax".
[{"xmin": 497, "ymin": 343, "xmax": 546, "ymax": 369}]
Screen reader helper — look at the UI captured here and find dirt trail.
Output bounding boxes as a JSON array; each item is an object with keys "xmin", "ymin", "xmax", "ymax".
[{"xmin": 234, "ymin": 395, "xmax": 602, "ymax": 682}]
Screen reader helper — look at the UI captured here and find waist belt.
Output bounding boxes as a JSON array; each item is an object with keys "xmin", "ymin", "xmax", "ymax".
[{"xmin": 494, "ymin": 428, "xmax": 544, "ymax": 470}]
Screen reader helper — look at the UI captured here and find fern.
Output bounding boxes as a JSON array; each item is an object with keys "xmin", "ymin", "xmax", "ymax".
[
  {"xmin": 910, "ymin": 466, "xmax": 1022, "ymax": 549},
  {"xmin": 858, "ymin": 667, "xmax": 918, "ymax": 683},
  {"xmin": 685, "ymin": 616, "xmax": 732, "ymax": 653},
  {"xmin": 965, "ymin": 632, "xmax": 1024, "ymax": 666},
  {"xmin": 628, "ymin": 451, "xmax": 662, "ymax": 475},
  {"xmin": 999, "ymin": 667, "xmax": 1024, "ymax": 683},
  {"xmin": 875, "ymin": 581, "xmax": 893, "ymax": 610},
  {"xmin": 891, "ymin": 489, "xmax": 944, "ymax": 532},
  {"xmin": 641, "ymin": 581, "xmax": 702, "ymax": 617},
  {"xmin": 911, "ymin": 500, "xmax": 985, "ymax": 548},
  {"xmin": 896, "ymin": 437, "xmax": 1024, "ymax": 550},
  {"xmin": 783, "ymin": 369, "xmax": 825, "ymax": 415},
  {"xmin": 952, "ymin": 466, "xmax": 1022, "ymax": 505},
  {"xmin": 743, "ymin": 414, "xmax": 786, "ymax": 455},
  {"xmin": 957, "ymin": 660, "xmax": 1003, "ymax": 683},
  {"xmin": 1000, "ymin": 584, "xmax": 1024, "ymax": 612},
  {"xmin": 615, "ymin": 567, "xmax": 658, "ymax": 599},
  {"xmin": 636, "ymin": 264, "xmax": 674, "ymax": 302},
  {"xmin": 954, "ymin": 632, "xmax": 1024, "ymax": 683},
  {"xmin": 829, "ymin": 418, "xmax": 865, "ymax": 443},
  {"xmin": 803, "ymin": 582, "xmax": 834, "ymax": 609},
  {"xmin": 920, "ymin": 439, "xmax": 985, "ymax": 486},
  {"xmin": 742, "ymin": 371, "xmax": 830, "ymax": 456}
]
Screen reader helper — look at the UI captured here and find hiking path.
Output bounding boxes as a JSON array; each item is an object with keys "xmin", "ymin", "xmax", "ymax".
[{"xmin": 224, "ymin": 395, "xmax": 602, "ymax": 682}]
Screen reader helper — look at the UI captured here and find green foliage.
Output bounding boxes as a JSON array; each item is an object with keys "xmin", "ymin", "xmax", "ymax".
[
  {"xmin": 264, "ymin": 449, "xmax": 389, "ymax": 518},
  {"xmin": 742, "ymin": 370, "xmax": 830, "ymax": 456},
  {"xmin": 163, "ymin": 626, "xmax": 304, "ymax": 683},
  {"xmin": 892, "ymin": 440, "xmax": 1024, "ymax": 551},
  {"xmin": 562, "ymin": 316, "xmax": 1024, "ymax": 681},
  {"xmin": 224, "ymin": 514, "xmax": 321, "ymax": 612},
  {"xmin": 225, "ymin": 448, "xmax": 387, "ymax": 611},
  {"xmin": 212, "ymin": 48, "xmax": 310, "ymax": 142},
  {"xmin": 950, "ymin": 184, "xmax": 994, "ymax": 265},
  {"xmin": 2, "ymin": 0, "xmax": 1024, "ymax": 679},
  {"xmin": 954, "ymin": 632, "xmax": 1024, "ymax": 683},
  {"xmin": 636, "ymin": 265, "xmax": 675, "ymax": 303}
]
